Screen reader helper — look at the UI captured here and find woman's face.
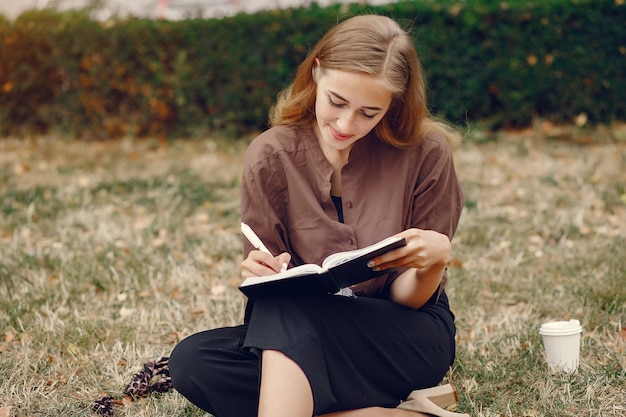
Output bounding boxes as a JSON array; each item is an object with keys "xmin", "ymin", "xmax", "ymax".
[{"xmin": 313, "ymin": 67, "xmax": 392, "ymax": 157}]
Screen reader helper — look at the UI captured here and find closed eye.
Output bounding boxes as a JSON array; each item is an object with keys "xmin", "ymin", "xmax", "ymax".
[
  {"xmin": 328, "ymin": 95, "xmax": 378, "ymax": 119},
  {"xmin": 361, "ymin": 110, "xmax": 377, "ymax": 119},
  {"xmin": 328, "ymin": 96, "xmax": 345, "ymax": 108}
]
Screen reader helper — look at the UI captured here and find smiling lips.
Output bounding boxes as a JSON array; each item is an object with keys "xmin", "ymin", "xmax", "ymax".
[{"xmin": 329, "ymin": 126, "xmax": 353, "ymax": 141}]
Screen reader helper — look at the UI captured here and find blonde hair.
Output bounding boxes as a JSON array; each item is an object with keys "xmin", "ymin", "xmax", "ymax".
[{"xmin": 269, "ymin": 14, "xmax": 460, "ymax": 149}]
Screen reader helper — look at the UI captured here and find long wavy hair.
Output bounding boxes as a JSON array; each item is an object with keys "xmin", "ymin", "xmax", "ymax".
[{"xmin": 269, "ymin": 14, "xmax": 460, "ymax": 149}]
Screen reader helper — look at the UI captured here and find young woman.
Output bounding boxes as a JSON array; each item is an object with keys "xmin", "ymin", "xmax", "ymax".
[{"xmin": 169, "ymin": 14, "xmax": 467, "ymax": 417}]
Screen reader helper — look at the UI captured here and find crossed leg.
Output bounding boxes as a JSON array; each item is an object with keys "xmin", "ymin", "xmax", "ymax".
[{"xmin": 258, "ymin": 349, "xmax": 428, "ymax": 417}]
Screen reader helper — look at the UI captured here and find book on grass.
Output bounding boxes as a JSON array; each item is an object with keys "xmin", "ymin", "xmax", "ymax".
[{"xmin": 238, "ymin": 236, "xmax": 406, "ymax": 298}]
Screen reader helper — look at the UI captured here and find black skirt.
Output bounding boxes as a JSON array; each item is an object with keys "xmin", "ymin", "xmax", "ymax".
[{"xmin": 169, "ymin": 291, "xmax": 456, "ymax": 417}]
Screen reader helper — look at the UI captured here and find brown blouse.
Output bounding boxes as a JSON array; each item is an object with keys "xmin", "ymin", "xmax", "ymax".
[{"xmin": 240, "ymin": 124, "xmax": 464, "ymax": 298}]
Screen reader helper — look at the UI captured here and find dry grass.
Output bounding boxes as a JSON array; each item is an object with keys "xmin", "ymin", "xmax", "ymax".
[{"xmin": 0, "ymin": 126, "xmax": 625, "ymax": 417}]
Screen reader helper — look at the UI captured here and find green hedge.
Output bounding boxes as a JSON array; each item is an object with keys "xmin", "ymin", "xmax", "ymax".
[{"xmin": 0, "ymin": 0, "xmax": 624, "ymax": 138}]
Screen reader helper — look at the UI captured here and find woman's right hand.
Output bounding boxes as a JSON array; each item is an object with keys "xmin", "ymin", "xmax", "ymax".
[{"xmin": 241, "ymin": 251, "xmax": 291, "ymax": 279}]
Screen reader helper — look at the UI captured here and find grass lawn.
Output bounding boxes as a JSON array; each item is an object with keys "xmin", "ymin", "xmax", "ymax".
[{"xmin": 1, "ymin": 125, "xmax": 625, "ymax": 416}]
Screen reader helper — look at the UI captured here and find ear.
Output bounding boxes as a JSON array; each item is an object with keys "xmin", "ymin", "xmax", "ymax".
[{"xmin": 312, "ymin": 58, "xmax": 320, "ymax": 82}]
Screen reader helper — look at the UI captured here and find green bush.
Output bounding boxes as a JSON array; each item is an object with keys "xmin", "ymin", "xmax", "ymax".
[{"xmin": 0, "ymin": 0, "xmax": 624, "ymax": 138}]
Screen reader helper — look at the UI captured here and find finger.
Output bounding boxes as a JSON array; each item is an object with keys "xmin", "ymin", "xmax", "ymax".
[
  {"xmin": 241, "ymin": 250, "xmax": 285, "ymax": 277},
  {"xmin": 370, "ymin": 252, "xmax": 429, "ymax": 271},
  {"xmin": 241, "ymin": 261, "xmax": 280, "ymax": 278},
  {"xmin": 369, "ymin": 242, "xmax": 410, "ymax": 265},
  {"xmin": 277, "ymin": 252, "xmax": 291, "ymax": 271}
]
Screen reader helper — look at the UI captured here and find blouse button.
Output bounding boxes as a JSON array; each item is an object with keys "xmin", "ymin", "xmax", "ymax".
[
  {"xmin": 346, "ymin": 201, "xmax": 353, "ymax": 209},
  {"xmin": 347, "ymin": 238, "xmax": 354, "ymax": 245}
]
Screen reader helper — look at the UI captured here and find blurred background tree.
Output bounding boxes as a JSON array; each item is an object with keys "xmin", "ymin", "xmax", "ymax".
[{"xmin": 0, "ymin": 0, "xmax": 624, "ymax": 139}]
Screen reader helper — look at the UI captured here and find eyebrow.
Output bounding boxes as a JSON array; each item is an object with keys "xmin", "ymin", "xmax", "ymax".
[{"xmin": 329, "ymin": 90, "xmax": 384, "ymax": 111}]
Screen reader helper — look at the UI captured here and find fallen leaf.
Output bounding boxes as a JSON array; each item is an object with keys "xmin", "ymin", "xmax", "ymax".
[
  {"xmin": 19, "ymin": 332, "xmax": 33, "ymax": 346},
  {"xmin": 211, "ymin": 284, "xmax": 227, "ymax": 296},
  {"xmin": 119, "ymin": 307, "xmax": 135, "ymax": 318},
  {"xmin": 171, "ymin": 287, "xmax": 180, "ymax": 299},
  {"xmin": 3, "ymin": 330, "xmax": 16, "ymax": 343},
  {"xmin": 67, "ymin": 343, "xmax": 81, "ymax": 356},
  {"xmin": 498, "ymin": 240, "xmax": 512, "ymax": 249}
]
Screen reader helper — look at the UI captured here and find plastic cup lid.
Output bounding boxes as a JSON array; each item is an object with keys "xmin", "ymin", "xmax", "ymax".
[{"xmin": 539, "ymin": 319, "xmax": 583, "ymax": 336}]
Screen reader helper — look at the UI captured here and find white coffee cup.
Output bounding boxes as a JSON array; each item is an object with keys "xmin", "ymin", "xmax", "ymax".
[{"xmin": 539, "ymin": 319, "xmax": 583, "ymax": 374}]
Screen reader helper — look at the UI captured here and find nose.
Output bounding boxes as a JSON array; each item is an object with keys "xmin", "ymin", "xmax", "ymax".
[{"xmin": 337, "ymin": 110, "xmax": 355, "ymax": 133}]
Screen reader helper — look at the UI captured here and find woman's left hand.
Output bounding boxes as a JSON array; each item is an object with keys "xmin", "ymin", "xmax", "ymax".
[
  {"xmin": 379, "ymin": 228, "xmax": 452, "ymax": 309},
  {"xmin": 369, "ymin": 228, "xmax": 451, "ymax": 272}
]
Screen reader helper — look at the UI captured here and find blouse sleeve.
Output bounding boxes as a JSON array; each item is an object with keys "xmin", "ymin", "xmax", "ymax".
[
  {"xmin": 240, "ymin": 146, "xmax": 290, "ymax": 261},
  {"xmin": 410, "ymin": 136, "xmax": 464, "ymax": 239},
  {"xmin": 381, "ymin": 135, "xmax": 464, "ymax": 298}
]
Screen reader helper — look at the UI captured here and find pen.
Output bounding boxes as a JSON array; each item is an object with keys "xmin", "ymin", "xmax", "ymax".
[
  {"xmin": 240, "ymin": 222, "xmax": 271, "ymax": 254},
  {"xmin": 240, "ymin": 222, "xmax": 287, "ymax": 272}
]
